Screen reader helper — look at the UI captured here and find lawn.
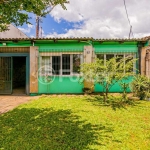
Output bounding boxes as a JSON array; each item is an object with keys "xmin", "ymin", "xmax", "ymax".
[{"xmin": 0, "ymin": 95, "xmax": 150, "ymax": 150}]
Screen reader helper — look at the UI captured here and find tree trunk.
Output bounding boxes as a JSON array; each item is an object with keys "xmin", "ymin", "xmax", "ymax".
[
  {"xmin": 104, "ymin": 94, "xmax": 106, "ymax": 103},
  {"xmin": 105, "ymin": 89, "xmax": 108, "ymax": 102},
  {"xmin": 104, "ymin": 87, "xmax": 108, "ymax": 103}
]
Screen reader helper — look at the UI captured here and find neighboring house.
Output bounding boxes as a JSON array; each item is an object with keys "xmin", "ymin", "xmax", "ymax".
[
  {"xmin": 0, "ymin": 24, "xmax": 28, "ymax": 38},
  {"xmin": 0, "ymin": 37, "xmax": 149, "ymax": 95}
]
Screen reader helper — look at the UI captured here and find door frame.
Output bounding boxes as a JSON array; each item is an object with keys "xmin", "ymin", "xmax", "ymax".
[{"xmin": 0, "ymin": 53, "xmax": 29, "ymax": 95}]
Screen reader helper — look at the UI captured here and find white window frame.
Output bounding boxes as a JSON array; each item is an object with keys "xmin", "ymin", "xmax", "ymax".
[
  {"xmin": 39, "ymin": 53, "xmax": 83, "ymax": 76},
  {"xmin": 96, "ymin": 53, "xmax": 136, "ymax": 73},
  {"xmin": 71, "ymin": 54, "xmax": 83, "ymax": 76}
]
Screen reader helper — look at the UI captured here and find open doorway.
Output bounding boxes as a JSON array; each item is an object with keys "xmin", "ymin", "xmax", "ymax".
[{"xmin": 13, "ymin": 57, "xmax": 26, "ymax": 95}]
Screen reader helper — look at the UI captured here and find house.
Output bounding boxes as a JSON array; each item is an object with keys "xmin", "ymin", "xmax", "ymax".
[
  {"xmin": 0, "ymin": 24, "xmax": 28, "ymax": 38},
  {"xmin": 0, "ymin": 37, "xmax": 149, "ymax": 95}
]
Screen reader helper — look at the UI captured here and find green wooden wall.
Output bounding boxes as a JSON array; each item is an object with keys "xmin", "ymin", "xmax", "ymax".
[
  {"xmin": 38, "ymin": 77, "xmax": 83, "ymax": 94},
  {"xmin": 0, "ymin": 40, "xmax": 139, "ymax": 94},
  {"xmin": 93, "ymin": 41, "xmax": 138, "ymax": 93}
]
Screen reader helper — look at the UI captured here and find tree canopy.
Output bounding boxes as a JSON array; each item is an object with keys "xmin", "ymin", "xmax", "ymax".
[
  {"xmin": 80, "ymin": 56, "xmax": 136, "ymax": 102},
  {"xmin": 0, "ymin": 0, "xmax": 68, "ymax": 32}
]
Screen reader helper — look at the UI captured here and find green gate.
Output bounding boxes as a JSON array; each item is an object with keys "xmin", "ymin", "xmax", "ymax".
[{"xmin": 0, "ymin": 57, "xmax": 12, "ymax": 94}]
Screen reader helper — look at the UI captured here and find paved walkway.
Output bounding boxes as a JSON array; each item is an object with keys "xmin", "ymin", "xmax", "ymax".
[{"xmin": 0, "ymin": 96, "xmax": 39, "ymax": 114}]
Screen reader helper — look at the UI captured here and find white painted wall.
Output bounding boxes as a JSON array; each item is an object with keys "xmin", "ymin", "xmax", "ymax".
[{"xmin": 0, "ymin": 24, "xmax": 28, "ymax": 38}]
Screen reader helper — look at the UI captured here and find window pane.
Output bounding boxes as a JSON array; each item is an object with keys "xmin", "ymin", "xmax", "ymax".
[
  {"xmin": 97, "ymin": 54, "xmax": 104, "ymax": 60},
  {"xmin": 125, "ymin": 54, "xmax": 133, "ymax": 72},
  {"xmin": 97, "ymin": 54, "xmax": 104, "ymax": 65},
  {"xmin": 106, "ymin": 54, "xmax": 114, "ymax": 61},
  {"xmin": 41, "ymin": 56, "xmax": 51, "ymax": 76},
  {"xmin": 62, "ymin": 54, "xmax": 70, "ymax": 75},
  {"xmin": 73, "ymin": 54, "xmax": 81, "ymax": 74},
  {"xmin": 52, "ymin": 56, "xmax": 60, "ymax": 75},
  {"xmin": 116, "ymin": 55, "xmax": 124, "ymax": 62},
  {"xmin": 116, "ymin": 55, "xmax": 124, "ymax": 73}
]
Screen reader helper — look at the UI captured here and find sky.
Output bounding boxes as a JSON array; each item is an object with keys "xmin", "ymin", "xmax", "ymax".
[{"xmin": 18, "ymin": 0, "xmax": 150, "ymax": 39}]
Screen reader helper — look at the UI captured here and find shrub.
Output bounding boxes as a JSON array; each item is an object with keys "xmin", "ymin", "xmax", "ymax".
[{"xmin": 130, "ymin": 75, "xmax": 150, "ymax": 100}]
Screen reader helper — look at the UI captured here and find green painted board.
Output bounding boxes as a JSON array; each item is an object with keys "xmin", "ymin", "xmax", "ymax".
[
  {"xmin": 38, "ymin": 76, "xmax": 83, "ymax": 94},
  {"xmin": 94, "ymin": 77, "xmax": 134, "ymax": 93}
]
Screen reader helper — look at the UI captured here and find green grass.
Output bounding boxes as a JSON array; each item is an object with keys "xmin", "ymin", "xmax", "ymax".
[{"xmin": 0, "ymin": 95, "xmax": 150, "ymax": 150}]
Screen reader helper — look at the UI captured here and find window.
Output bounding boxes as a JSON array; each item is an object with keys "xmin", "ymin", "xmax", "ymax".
[
  {"xmin": 97, "ymin": 54, "xmax": 105, "ymax": 65},
  {"xmin": 106, "ymin": 54, "xmax": 114, "ymax": 61},
  {"xmin": 40, "ymin": 54, "xmax": 83, "ymax": 76},
  {"xmin": 40, "ymin": 56, "xmax": 52, "ymax": 76},
  {"xmin": 73, "ymin": 54, "xmax": 81, "ymax": 74},
  {"xmin": 52, "ymin": 56, "xmax": 61, "ymax": 75},
  {"xmin": 116, "ymin": 55, "xmax": 124, "ymax": 62},
  {"xmin": 62, "ymin": 54, "xmax": 70, "ymax": 75},
  {"xmin": 97, "ymin": 54, "xmax": 104, "ymax": 60},
  {"xmin": 97, "ymin": 53, "xmax": 135, "ymax": 72},
  {"xmin": 125, "ymin": 54, "xmax": 134, "ymax": 73}
]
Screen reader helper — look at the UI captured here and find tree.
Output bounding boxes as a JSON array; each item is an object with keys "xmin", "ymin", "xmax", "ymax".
[
  {"xmin": 80, "ymin": 56, "xmax": 136, "ymax": 103},
  {"xmin": 0, "ymin": 0, "xmax": 68, "ymax": 31}
]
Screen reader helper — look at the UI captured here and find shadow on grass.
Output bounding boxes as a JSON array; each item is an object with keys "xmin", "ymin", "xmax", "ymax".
[
  {"xmin": 0, "ymin": 108, "xmax": 114, "ymax": 150},
  {"xmin": 85, "ymin": 95, "xmax": 138, "ymax": 111}
]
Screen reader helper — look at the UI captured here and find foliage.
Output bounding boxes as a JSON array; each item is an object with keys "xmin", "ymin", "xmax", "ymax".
[
  {"xmin": 119, "ymin": 81, "xmax": 130, "ymax": 100},
  {"xmin": 130, "ymin": 75, "xmax": 150, "ymax": 100},
  {"xmin": 80, "ymin": 56, "xmax": 136, "ymax": 102},
  {"xmin": 0, "ymin": 95, "xmax": 150, "ymax": 149},
  {"xmin": 0, "ymin": 0, "xmax": 69, "ymax": 31}
]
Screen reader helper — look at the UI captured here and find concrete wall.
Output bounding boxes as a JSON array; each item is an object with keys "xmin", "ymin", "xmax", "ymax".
[
  {"xmin": 83, "ymin": 46, "xmax": 94, "ymax": 91},
  {"xmin": 141, "ymin": 46, "xmax": 150, "ymax": 76},
  {"xmin": 30, "ymin": 46, "xmax": 38, "ymax": 93},
  {"xmin": 0, "ymin": 24, "xmax": 28, "ymax": 38}
]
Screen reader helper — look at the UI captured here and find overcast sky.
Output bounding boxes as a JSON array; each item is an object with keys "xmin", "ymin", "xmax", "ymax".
[{"xmin": 18, "ymin": 0, "xmax": 150, "ymax": 39}]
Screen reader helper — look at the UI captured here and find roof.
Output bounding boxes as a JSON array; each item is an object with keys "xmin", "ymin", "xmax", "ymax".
[
  {"xmin": 140, "ymin": 36, "xmax": 150, "ymax": 41},
  {"xmin": 0, "ymin": 37, "xmax": 92, "ymax": 41},
  {"xmin": 0, "ymin": 24, "xmax": 28, "ymax": 38},
  {"xmin": 0, "ymin": 37, "xmax": 148, "ymax": 42}
]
